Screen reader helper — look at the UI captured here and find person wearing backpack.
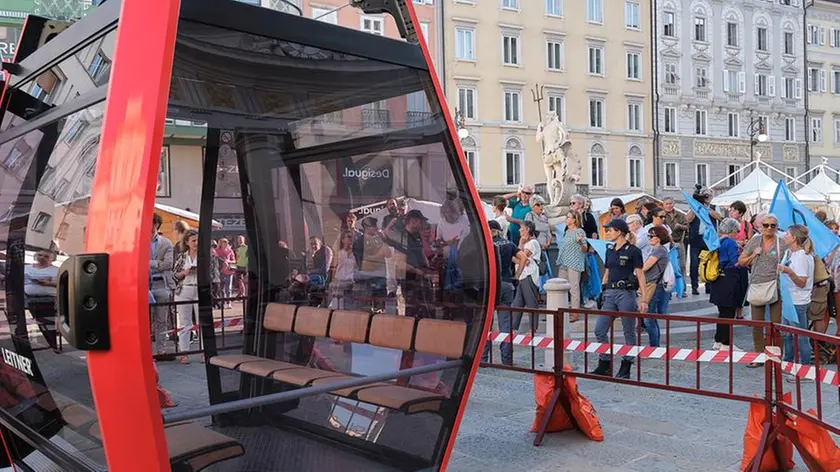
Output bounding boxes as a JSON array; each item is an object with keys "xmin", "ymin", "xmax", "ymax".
[
  {"xmin": 710, "ymin": 219, "xmax": 749, "ymax": 351},
  {"xmin": 738, "ymin": 213, "xmax": 788, "ymax": 367}
]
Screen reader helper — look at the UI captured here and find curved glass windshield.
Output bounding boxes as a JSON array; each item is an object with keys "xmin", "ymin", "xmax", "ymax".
[{"xmin": 159, "ymin": 18, "xmax": 491, "ymax": 471}]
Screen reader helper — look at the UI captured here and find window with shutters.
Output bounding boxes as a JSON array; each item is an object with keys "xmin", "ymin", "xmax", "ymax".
[
  {"xmin": 757, "ymin": 27, "xmax": 769, "ymax": 51},
  {"xmin": 547, "ymin": 40, "xmax": 564, "ymax": 71},
  {"xmin": 755, "ymin": 74, "xmax": 771, "ymax": 96},
  {"xmin": 590, "ymin": 144, "xmax": 606, "ymax": 188},
  {"xmin": 504, "ymin": 138, "xmax": 523, "ymax": 187},
  {"xmin": 587, "ymin": 0, "xmax": 604, "ymax": 23},
  {"xmin": 625, "ymin": 1, "xmax": 640, "ymax": 29},
  {"xmin": 502, "ymin": 34, "xmax": 520, "ymax": 65},
  {"xmin": 812, "ymin": 117, "xmax": 823, "ymax": 143},
  {"xmin": 457, "ymin": 87, "xmax": 476, "ymax": 120},
  {"xmin": 695, "ymin": 109, "xmax": 707, "ymax": 135},
  {"xmin": 546, "ymin": 0, "xmax": 563, "ymax": 17},
  {"xmin": 784, "ymin": 32, "xmax": 795, "ymax": 55},
  {"xmin": 695, "ymin": 67, "xmax": 708, "ymax": 88},
  {"xmin": 727, "ymin": 22, "xmax": 739, "ymax": 47},
  {"xmin": 626, "ymin": 52, "xmax": 641, "ymax": 80},
  {"xmin": 694, "ymin": 17, "xmax": 706, "ymax": 42},
  {"xmin": 588, "ymin": 46, "xmax": 604, "ymax": 75},
  {"xmin": 627, "ymin": 102, "xmax": 641, "ymax": 131},
  {"xmin": 728, "ymin": 113, "xmax": 740, "ymax": 137},
  {"xmin": 663, "ymin": 11, "xmax": 675, "ymax": 37},
  {"xmin": 548, "ymin": 94, "xmax": 565, "ymax": 122},
  {"xmin": 503, "ymin": 90, "xmax": 522, "ymax": 122},
  {"xmin": 785, "ymin": 117, "xmax": 796, "ymax": 142},
  {"xmin": 696, "ymin": 164, "xmax": 708, "ymax": 188},
  {"xmin": 663, "ymin": 107, "xmax": 677, "ymax": 133},
  {"xmin": 833, "ymin": 28, "xmax": 840, "ymax": 48},
  {"xmin": 628, "ymin": 153, "xmax": 642, "ymax": 189},
  {"xmin": 783, "ymin": 77, "xmax": 796, "ymax": 99},
  {"xmin": 809, "ymin": 68, "xmax": 820, "ymax": 92},
  {"xmin": 664, "ymin": 63, "xmax": 678, "ymax": 85},
  {"xmin": 589, "ymin": 98, "xmax": 604, "ymax": 128},
  {"xmin": 455, "ymin": 27, "xmax": 475, "ymax": 60},
  {"xmin": 723, "ymin": 70, "xmax": 744, "ymax": 94},
  {"xmin": 835, "ymin": 118, "xmax": 840, "ymax": 144},
  {"xmin": 502, "ymin": 0, "xmax": 519, "ymax": 10},
  {"xmin": 834, "ymin": 71, "xmax": 840, "ymax": 94},
  {"xmin": 664, "ymin": 162, "xmax": 678, "ymax": 188},
  {"xmin": 728, "ymin": 164, "xmax": 743, "ymax": 187},
  {"xmin": 808, "ymin": 24, "xmax": 823, "ymax": 45}
]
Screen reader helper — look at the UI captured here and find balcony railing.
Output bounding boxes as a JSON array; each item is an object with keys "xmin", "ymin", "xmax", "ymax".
[
  {"xmin": 406, "ymin": 111, "xmax": 434, "ymax": 127},
  {"xmin": 362, "ymin": 109, "xmax": 391, "ymax": 129},
  {"xmin": 663, "ymin": 85, "xmax": 679, "ymax": 96}
]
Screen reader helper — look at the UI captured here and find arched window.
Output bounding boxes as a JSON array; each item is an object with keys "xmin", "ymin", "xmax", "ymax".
[
  {"xmin": 589, "ymin": 143, "xmax": 605, "ymax": 188},
  {"xmin": 781, "ymin": 21, "xmax": 797, "ymax": 55},
  {"xmin": 504, "ymin": 137, "xmax": 523, "ymax": 187},
  {"xmin": 461, "ymin": 136, "xmax": 478, "ymax": 182},
  {"xmin": 627, "ymin": 145, "xmax": 643, "ymax": 189},
  {"xmin": 723, "ymin": 10, "xmax": 743, "ymax": 48},
  {"xmin": 754, "ymin": 15, "xmax": 771, "ymax": 52},
  {"xmin": 692, "ymin": 4, "xmax": 710, "ymax": 43}
]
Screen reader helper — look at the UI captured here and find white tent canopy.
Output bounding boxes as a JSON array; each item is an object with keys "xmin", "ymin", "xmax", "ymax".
[
  {"xmin": 711, "ymin": 167, "xmax": 780, "ymax": 207},
  {"xmin": 793, "ymin": 166, "xmax": 840, "ymax": 203}
]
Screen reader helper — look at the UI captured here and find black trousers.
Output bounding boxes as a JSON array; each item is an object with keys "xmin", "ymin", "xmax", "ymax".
[{"xmin": 715, "ymin": 306, "xmax": 737, "ymax": 345}]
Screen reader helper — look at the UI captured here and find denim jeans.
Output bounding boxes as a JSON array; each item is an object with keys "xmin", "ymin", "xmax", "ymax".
[
  {"xmin": 645, "ymin": 284, "xmax": 670, "ymax": 347},
  {"xmin": 595, "ymin": 289, "xmax": 638, "ymax": 362},
  {"xmin": 783, "ymin": 304, "xmax": 812, "ymax": 365},
  {"xmin": 482, "ymin": 281, "xmax": 516, "ymax": 364}
]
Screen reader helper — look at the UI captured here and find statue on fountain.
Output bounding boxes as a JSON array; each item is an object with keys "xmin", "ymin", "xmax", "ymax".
[{"xmin": 536, "ymin": 111, "xmax": 582, "ymax": 211}]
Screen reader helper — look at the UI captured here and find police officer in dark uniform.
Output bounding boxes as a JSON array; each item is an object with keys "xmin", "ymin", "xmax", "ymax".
[{"xmin": 591, "ymin": 219, "xmax": 648, "ymax": 379}]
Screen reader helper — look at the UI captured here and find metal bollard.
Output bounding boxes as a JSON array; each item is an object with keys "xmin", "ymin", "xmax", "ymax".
[{"xmin": 543, "ymin": 277, "xmax": 571, "ymax": 370}]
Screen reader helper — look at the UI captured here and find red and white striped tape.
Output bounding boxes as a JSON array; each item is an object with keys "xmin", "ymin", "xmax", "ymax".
[
  {"xmin": 167, "ymin": 317, "xmax": 243, "ymax": 336},
  {"xmin": 486, "ymin": 331, "xmax": 768, "ymax": 365}
]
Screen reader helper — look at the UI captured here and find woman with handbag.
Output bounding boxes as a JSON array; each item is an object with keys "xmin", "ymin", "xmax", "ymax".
[
  {"xmin": 640, "ymin": 226, "xmax": 672, "ymax": 347},
  {"xmin": 738, "ymin": 213, "xmax": 787, "ymax": 367},
  {"xmin": 512, "ymin": 221, "xmax": 542, "ymax": 333}
]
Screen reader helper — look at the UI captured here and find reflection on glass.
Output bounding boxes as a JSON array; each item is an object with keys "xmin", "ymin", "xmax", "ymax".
[{"xmin": 175, "ymin": 20, "xmax": 489, "ymax": 470}]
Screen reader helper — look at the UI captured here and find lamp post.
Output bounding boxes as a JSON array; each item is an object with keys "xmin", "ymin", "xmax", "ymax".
[
  {"xmin": 454, "ymin": 108, "xmax": 469, "ymax": 140},
  {"xmin": 804, "ymin": 0, "xmax": 815, "ymax": 172},
  {"xmin": 748, "ymin": 114, "xmax": 768, "ymax": 162}
]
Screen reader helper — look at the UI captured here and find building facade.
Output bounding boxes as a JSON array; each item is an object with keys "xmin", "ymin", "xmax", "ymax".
[
  {"xmin": 654, "ymin": 0, "xmax": 807, "ymax": 199},
  {"xmin": 444, "ymin": 0, "xmax": 654, "ymax": 198},
  {"xmin": 805, "ymin": 0, "xmax": 840, "ymax": 175}
]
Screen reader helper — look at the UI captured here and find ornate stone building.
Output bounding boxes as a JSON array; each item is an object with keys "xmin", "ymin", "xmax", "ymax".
[{"xmin": 654, "ymin": 0, "xmax": 807, "ymax": 199}]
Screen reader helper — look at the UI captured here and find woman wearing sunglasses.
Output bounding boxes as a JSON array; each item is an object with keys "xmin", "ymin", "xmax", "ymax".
[
  {"xmin": 640, "ymin": 226, "xmax": 672, "ymax": 347},
  {"xmin": 738, "ymin": 214, "xmax": 788, "ymax": 367}
]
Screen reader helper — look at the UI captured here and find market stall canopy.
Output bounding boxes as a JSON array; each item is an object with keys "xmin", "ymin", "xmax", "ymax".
[
  {"xmin": 711, "ymin": 167, "xmax": 779, "ymax": 207},
  {"xmin": 794, "ymin": 168, "xmax": 840, "ymax": 203}
]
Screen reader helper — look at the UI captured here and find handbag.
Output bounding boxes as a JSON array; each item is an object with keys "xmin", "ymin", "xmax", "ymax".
[{"xmin": 746, "ymin": 237, "xmax": 780, "ymax": 306}]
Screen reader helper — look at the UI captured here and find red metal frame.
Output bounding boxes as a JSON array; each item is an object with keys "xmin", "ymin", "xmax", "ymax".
[
  {"xmin": 84, "ymin": 0, "xmax": 181, "ymax": 470},
  {"xmin": 401, "ymin": 2, "xmax": 498, "ymax": 470}
]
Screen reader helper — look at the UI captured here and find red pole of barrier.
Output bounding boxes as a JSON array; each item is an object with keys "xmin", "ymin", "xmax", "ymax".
[
  {"xmin": 665, "ymin": 317, "xmax": 670, "ymax": 386},
  {"xmin": 728, "ymin": 323, "xmax": 734, "ymax": 395},
  {"xmin": 583, "ymin": 313, "xmax": 590, "ymax": 370},
  {"xmin": 609, "ymin": 316, "xmax": 615, "ymax": 373},
  {"xmin": 794, "ymin": 332, "xmax": 802, "ymax": 412},
  {"xmin": 636, "ymin": 316, "xmax": 642, "ymax": 382},
  {"xmin": 695, "ymin": 321, "xmax": 701, "ymax": 390},
  {"xmin": 814, "ymin": 336, "xmax": 823, "ymax": 420}
]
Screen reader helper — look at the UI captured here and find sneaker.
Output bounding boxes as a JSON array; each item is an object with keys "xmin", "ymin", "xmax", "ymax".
[
  {"xmin": 712, "ymin": 342, "xmax": 722, "ymax": 350},
  {"xmin": 785, "ymin": 372, "xmax": 814, "ymax": 383},
  {"xmin": 719, "ymin": 344, "xmax": 743, "ymax": 352}
]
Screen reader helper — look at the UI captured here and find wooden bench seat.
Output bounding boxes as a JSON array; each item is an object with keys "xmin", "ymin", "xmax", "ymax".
[
  {"xmin": 35, "ymin": 391, "xmax": 244, "ymax": 471},
  {"xmin": 209, "ymin": 303, "xmax": 468, "ymax": 415}
]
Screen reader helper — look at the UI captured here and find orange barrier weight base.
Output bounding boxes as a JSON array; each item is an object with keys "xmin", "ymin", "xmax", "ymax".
[{"xmin": 532, "ymin": 365, "xmax": 604, "ymax": 446}]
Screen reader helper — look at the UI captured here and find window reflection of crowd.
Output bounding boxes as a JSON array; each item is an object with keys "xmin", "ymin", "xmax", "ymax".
[{"xmin": 281, "ymin": 193, "xmax": 478, "ymax": 322}]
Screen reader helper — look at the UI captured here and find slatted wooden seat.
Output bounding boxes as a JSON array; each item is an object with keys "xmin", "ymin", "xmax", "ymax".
[{"xmin": 211, "ymin": 303, "xmax": 469, "ymax": 415}]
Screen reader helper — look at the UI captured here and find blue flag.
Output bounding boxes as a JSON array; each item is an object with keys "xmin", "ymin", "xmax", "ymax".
[
  {"xmin": 682, "ymin": 192, "xmax": 720, "ymax": 251},
  {"xmin": 668, "ymin": 246, "xmax": 685, "ymax": 298},
  {"xmin": 586, "ymin": 238, "xmax": 612, "ymax": 263},
  {"xmin": 769, "ymin": 180, "xmax": 840, "ymax": 259},
  {"xmin": 778, "ymin": 252, "xmax": 799, "ymax": 324}
]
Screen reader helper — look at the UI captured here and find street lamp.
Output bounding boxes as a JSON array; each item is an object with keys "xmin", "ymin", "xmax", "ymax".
[
  {"xmin": 454, "ymin": 108, "xmax": 469, "ymax": 140},
  {"xmin": 748, "ymin": 115, "xmax": 768, "ymax": 162}
]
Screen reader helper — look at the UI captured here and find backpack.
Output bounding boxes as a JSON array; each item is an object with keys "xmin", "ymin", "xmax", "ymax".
[
  {"xmin": 813, "ymin": 254, "xmax": 830, "ymax": 284},
  {"xmin": 699, "ymin": 249, "xmax": 720, "ymax": 283}
]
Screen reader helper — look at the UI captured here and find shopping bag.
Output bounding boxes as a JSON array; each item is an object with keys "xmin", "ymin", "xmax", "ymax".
[
  {"xmin": 740, "ymin": 393, "xmax": 795, "ymax": 472},
  {"xmin": 530, "ymin": 372, "xmax": 573, "ymax": 433},
  {"xmin": 788, "ymin": 409, "xmax": 840, "ymax": 470}
]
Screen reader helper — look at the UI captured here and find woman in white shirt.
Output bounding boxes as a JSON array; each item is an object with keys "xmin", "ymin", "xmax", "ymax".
[
  {"xmin": 512, "ymin": 221, "xmax": 542, "ymax": 333},
  {"xmin": 173, "ymin": 229, "xmax": 199, "ymax": 364},
  {"xmin": 329, "ymin": 230, "xmax": 357, "ymax": 310},
  {"xmin": 24, "ymin": 250, "xmax": 59, "ymax": 352},
  {"xmin": 778, "ymin": 224, "xmax": 815, "ymax": 374}
]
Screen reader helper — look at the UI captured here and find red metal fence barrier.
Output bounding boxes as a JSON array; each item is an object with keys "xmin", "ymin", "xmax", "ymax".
[{"xmin": 481, "ymin": 305, "xmax": 840, "ymax": 471}]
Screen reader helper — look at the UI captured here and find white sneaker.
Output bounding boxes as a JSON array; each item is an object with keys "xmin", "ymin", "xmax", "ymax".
[
  {"xmin": 719, "ymin": 344, "xmax": 743, "ymax": 352},
  {"xmin": 712, "ymin": 342, "xmax": 722, "ymax": 350}
]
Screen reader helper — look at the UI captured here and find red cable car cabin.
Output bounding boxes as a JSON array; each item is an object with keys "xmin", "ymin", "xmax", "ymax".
[{"xmin": 0, "ymin": 0, "xmax": 496, "ymax": 470}]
